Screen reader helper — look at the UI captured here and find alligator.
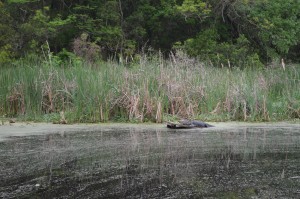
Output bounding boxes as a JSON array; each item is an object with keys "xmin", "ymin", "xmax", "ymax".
[{"xmin": 167, "ymin": 119, "xmax": 214, "ymax": 129}]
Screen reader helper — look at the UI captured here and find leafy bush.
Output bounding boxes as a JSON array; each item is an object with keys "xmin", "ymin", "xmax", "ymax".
[
  {"xmin": 181, "ymin": 31, "xmax": 264, "ymax": 68},
  {"xmin": 0, "ymin": 44, "xmax": 14, "ymax": 65}
]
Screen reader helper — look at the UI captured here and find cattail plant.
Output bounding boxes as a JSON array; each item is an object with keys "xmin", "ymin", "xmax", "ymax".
[{"xmin": 0, "ymin": 54, "xmax": 299, "ymax": 123}]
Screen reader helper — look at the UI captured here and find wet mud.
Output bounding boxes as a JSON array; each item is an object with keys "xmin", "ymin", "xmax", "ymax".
[{"xmin": 1, "ymin": 123, "xmax": 300, "ymax": 198}]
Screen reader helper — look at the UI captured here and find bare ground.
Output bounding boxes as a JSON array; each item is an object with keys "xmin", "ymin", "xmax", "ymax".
[{"xmin": 1, "ymin": 121, "xmax": 300, "ymax": 141}]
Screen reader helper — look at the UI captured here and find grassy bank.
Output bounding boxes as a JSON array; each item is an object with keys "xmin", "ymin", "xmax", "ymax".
[{"xmin": 1, "ymin": 55, "xmax": 300, "ymax": 123}]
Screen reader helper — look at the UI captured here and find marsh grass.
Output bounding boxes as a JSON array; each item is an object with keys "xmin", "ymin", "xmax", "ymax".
[{"xmin": 0, "ymin": 55, "xmax": 299, "ymax": 123}]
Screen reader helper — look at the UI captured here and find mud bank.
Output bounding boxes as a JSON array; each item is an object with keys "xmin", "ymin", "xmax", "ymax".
[
  {"xmin": 1, "ymin": 121, "xmax": 300, "ymax": 141},
  {"xmin": 1, "ymin": 122, "xmax": 300, "ymax": 198}
]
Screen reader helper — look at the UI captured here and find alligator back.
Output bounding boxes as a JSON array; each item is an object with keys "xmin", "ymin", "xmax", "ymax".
[
  {"xmin": 167, "ymin": 120, "xmax": 214, "ymax": 129},
  {"xmin": 191, "ymin": 120, "xmax": 214, "ymax": 128}
]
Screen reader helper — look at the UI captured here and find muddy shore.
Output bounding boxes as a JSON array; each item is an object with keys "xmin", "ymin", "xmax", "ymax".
[
  {"xmin": 1, "ymin": 121, "xmax": 300, "ymax": 141},
  {"xmin": 1, "ymin": 121, "xmax": 300, "ymax": 198}
]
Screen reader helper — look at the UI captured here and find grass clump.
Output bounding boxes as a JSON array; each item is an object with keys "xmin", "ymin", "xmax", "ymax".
[{"xmin": 0, "ymin": 55, "xmax": 299, "ymax": 123}]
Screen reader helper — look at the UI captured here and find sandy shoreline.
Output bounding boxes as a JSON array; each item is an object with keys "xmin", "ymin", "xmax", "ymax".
[
  {"xmin": 1, "ymin": 121, "xmax": 299, "ymax": 141},
  {"xmin": 0, "ymin": 122, "xmax": 165, "ymax": 141}
]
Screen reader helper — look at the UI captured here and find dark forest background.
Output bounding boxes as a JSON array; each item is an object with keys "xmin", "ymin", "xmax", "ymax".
[{"xmin": 1, "ymin": 0, "xmax": 300, "ymax": 67}]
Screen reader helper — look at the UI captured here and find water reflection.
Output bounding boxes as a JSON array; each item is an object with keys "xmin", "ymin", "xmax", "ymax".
[{"xmin": 0, "ymin": 126, "xmax": 300, "ymax": 198}]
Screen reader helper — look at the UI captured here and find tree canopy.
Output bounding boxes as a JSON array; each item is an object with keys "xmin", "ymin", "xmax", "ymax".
[{"xmin": 0, "ymin": 0, "xmax": 299, "ymax": 66}]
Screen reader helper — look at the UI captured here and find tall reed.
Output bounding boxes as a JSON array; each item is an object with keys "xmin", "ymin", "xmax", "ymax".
[{"xmin": 0, "ymin": 55, "xmax": 299, "ymax": 123}]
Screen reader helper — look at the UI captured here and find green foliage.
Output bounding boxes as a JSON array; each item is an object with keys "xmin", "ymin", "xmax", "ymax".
[
  {"xmin": 1, "ymin": 0, "xmax": 300, "ymax": 123},
  {"xmin": 0, "ymin": 44, "xmax": 14, "ymax": 64},
  {"xmin": 182, "ymin": 29, "xmax": 218, "ymax": 57},
  {"xmin": 215, "ymin": 35, "xmax": 264, "ymax": 68},
  {"xmin": 7, "ymin": 0, "xmax": 37, "ymax": 3},
  {"xmin": 1, "ymin": 57, "xmax": 299, "ymax": 122},
  {"xmin": 72, "ymin": 0, "xmax": 123, "ymax": 58},
  {"xmin": 176, "ymin": 0, "xmax": 210, "ymax": 19},
  {"xmin": 0, "ymin": 2, "xmax": 16, "ymax": 60},
  {"xmin": 72, "ymin": 33, "xmax": 101, "ymax": 62},
  {"xmin": 52, "ymin": 49, "xmax": 81, "ymax": 66},
  {"xmin": 248, "ymin": 0, "xmax": 300, "ymax": 56},
  {"xmin": 25, "ymin": 8, "xmax": 75, "ymax": 50},
  {"xmin": 0, "ymin": 0, "xmax": 299, "ymax": 65},
  {"xmin": 208, "ymin": 0, "xmax": 300, "ymax": 61},
  {"xmin": 181, "ymin": 30, "xmax": 263, "ymax": 68}
]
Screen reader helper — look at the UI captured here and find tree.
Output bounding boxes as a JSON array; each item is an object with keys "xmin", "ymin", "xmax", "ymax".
[
  {"xmin": 208, "ymin": 0, "xmax": 300, "ymax": 61},
  {"xmin": 0, "ymin": 0, "xmax": 299, "ymax": 64}
]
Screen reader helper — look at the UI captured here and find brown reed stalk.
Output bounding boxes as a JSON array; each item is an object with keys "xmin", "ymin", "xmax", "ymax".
[{"xmin": 156, "ymin": 101, "xmax": 162, "ymax": 123}]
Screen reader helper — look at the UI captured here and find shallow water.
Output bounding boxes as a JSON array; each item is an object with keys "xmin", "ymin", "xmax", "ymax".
[{"xmin": 1, "ymin": 124, "xmax": 300, "ymax": 198}]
